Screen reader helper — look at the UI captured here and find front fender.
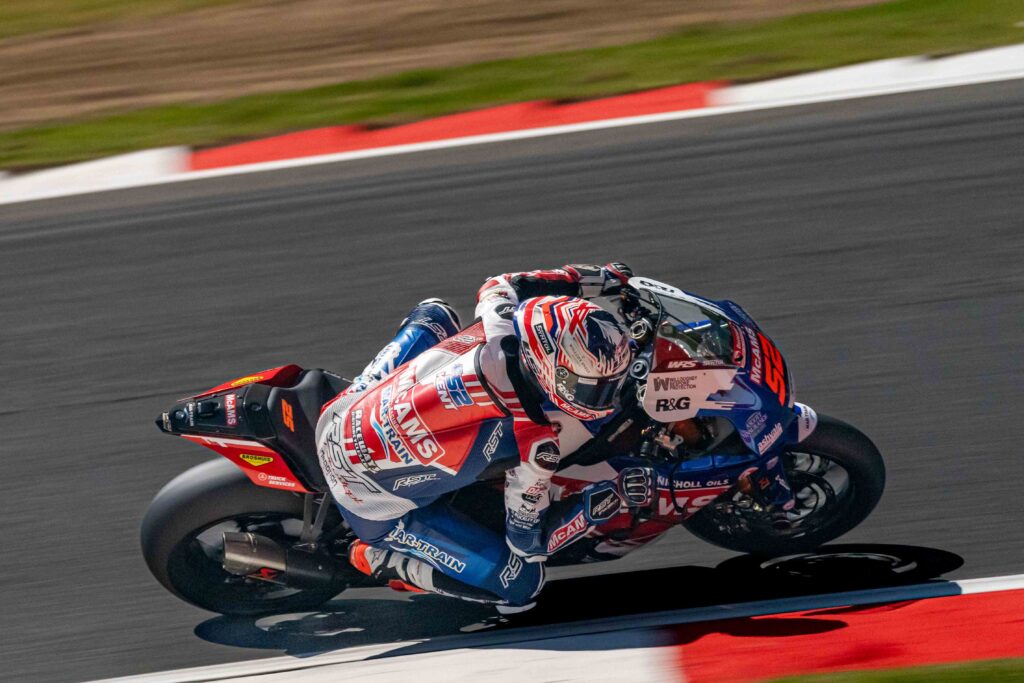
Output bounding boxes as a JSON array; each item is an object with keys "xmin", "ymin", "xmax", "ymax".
[{"xmin": 790, "ymin": 402, "xmax": 819, "ymax": 443}]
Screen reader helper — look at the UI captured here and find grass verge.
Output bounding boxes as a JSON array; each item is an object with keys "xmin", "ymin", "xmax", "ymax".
[
  {"xmin": 0, "ymin": 0, "xmax": 251, "ymax": 39},
  {"xmin": 2, "ymin": 0, "xmax": 1023, "ymax": 170},
  {"xmin": 768, "ymin": 657, "xmax": 1024, "ymax": 682}
]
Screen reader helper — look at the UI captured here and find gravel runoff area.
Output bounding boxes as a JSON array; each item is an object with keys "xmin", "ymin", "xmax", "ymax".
[{"xmin": 0, "ymin": 0, "xmax": 881, "ymax": 130}]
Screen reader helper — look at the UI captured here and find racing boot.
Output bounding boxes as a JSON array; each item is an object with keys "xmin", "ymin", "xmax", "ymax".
[
  {"xmin": 348, "ymin": 541, "xmax": 532, "ymax": 609},
  {"xmin": 398, "ymin": 298, "xmax": 462, "ymax": 335},
  {"xmin": 348, "ymin": 541, "xmax": 424, "ymax": 593},
  {"xmin": 345, "ymin": 298, "xmax": 463, "ymax": 396}
]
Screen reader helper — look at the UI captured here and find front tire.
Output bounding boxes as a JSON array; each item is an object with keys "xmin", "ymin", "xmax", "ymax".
[
  {"xmin": 141, "ymin": 459, "xmax": 348, "ymax": 615},
  {"xmin": 683, "ymin": 414, "xmax": 885, "ymax": 555}
]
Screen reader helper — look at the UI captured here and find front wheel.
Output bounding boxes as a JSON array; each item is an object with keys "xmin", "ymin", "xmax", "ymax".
[
  {"xmin": 141, "ymin": 459, "xmax": 349, "ymax": 615},
  {"xmin": 683, "ymin": 413, "xmax": 885, "ymax": 555}
]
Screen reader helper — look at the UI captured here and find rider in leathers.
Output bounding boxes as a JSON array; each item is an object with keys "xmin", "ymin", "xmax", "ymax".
[{"xmin": 315, "ymin": 263, "xmax": 652, "ymax": 612}]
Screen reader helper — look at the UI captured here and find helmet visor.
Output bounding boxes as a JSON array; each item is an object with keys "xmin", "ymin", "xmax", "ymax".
[{"xmin": 553, "ymin": 367, "xmax": 627, "ymax": 411}]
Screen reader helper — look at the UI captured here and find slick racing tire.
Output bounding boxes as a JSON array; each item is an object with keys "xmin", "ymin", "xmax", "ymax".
[
  {"xmin": 141, "ymin": 459, "xmax": 348, "ymax": 616},
  {"xmin": 683, "ymin": 414, "xmax": 885, "ymax": 556}
]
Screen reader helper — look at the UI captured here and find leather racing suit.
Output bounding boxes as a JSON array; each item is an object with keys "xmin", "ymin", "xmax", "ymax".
[{"xmin": 315, "ymin": 264, "xmax": 632, "ymax": 606}]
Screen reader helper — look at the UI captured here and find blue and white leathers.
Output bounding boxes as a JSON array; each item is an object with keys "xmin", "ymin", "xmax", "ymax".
[
  {"xmin": 322, "ymin": 298, "xmax": 551, "ymax": 605},
  {"xmin": 319, "ymin": 267, "xmax": 634, "ymax": 606}
]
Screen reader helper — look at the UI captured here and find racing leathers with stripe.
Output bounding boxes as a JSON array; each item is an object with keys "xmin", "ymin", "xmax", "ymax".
[{"xmin": 315, "ymin": 264, "xmax": 632, "ymax": 606}]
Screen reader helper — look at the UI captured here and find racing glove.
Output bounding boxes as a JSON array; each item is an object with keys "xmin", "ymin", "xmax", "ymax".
[
  {"xmin": 617, "ymin": 466, "xmax": 655, "ymax": 508},
  {"xmin": 477, "ymin": 262, "xmax": 634, "ymax": 306}
]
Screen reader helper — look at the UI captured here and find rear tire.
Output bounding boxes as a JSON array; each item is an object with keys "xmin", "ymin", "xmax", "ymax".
[
  {"xmin": 141, "ymin": 459, "xmax": 348, "ymax": 615},
  {"xmin": 683, "ymin": 414, "xmax": 885, "ymax": 555}
]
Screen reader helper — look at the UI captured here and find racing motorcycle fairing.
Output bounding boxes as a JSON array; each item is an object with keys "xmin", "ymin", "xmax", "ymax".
[
  {"xmin": 629, "ymin": 277, "xmax": 797, "ymax": 458},
  {"xmin": 156, "ymin": 366, "xmax": 348, "ymax": 493}
]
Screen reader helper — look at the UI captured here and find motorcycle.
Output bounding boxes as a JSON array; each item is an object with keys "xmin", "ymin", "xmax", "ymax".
[{"xmin": 142, "ymin": 277, "xmax": 885, "ymax": 615}]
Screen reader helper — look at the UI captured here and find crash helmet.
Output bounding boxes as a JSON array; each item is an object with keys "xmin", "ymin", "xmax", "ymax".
[{"xmin": 513, "ymin": 296, "xmax": 631, "ymax": 420}]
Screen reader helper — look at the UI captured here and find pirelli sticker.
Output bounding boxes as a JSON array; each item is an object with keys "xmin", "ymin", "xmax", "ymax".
[{"xmin": 239, "ymin": 453, "xmax": 274, "ymax": 467}]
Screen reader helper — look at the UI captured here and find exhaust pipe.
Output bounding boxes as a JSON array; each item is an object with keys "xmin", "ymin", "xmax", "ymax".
[{"xmin": 222, "ymin": 532, "xmax": 341, "ymax": 589}]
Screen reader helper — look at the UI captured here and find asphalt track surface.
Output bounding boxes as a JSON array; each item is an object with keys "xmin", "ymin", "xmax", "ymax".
[{"xmin": 2, "ymin": 79, "xmax": 1023, "ymax": 682}]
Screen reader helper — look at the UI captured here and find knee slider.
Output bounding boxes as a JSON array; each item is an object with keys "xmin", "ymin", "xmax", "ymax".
[{"xmin": 497, "ymin": 554, "xmax": 545, "ymax": 606}]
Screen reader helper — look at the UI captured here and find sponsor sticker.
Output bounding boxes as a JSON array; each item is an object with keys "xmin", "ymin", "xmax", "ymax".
[
  {"xmin": 390, "ymin": 397, "xmax": 445, "ymax": 465},
  {"xmin": 654, "ymin": 396, "xmax": 690, "ymax": 412},
  {"xmin": 349, "ymin": 408, "xmax": 380, "ymax": 472},
  {"xmin": 281, "ymin": 399, "xmax": 295, "ymax": 432},
  {"xmin": 795, "ymin": 403, "xmax": 819, "ymax": 442},
  {"xmin": 745, "ymin": 327, "xmax": 763, "ymax": 385},
  {"xmin": 386, "ymin": 525, "xmax": 466, "ymax": 573},
  {"xmin": 673, "ymin": 477, "xmax": 730, "ymax": 489},
  {"xmin": 533, "ymin": 323, "xmax": 554, "ymax": 355},
  {"xmin": 392, "ymin": 472, "xmax": 439, "ymax": 490},
  {"xmin": 239, "ymin": 453, "xmax": 274, "ymax": 467},
  {"xmin": 229, "ymin": 374, "xmax": 265, "ymax": 388},
  {"xmin": 482, "ymin": 422, "xmax": 503, "ymax": 462},
  {"xmin": 436, "ymin": 366, "xmax": 473, "ymax": 410},
  {"xmin": 729, "ymin": 321, "xmax": 746, "ymax": 366},
  {"xmin": 587, "ymin": 488, "xmax": 621, "ymax": 522},
  {"xmin": 653, "ymin": 375, "xmax": 698, "ymax": 391},
  {"xmin": 224, "ymin": 394, "xmax": 238, "ymax": 427},
  {"xmin": 631, "ymin": 277, "xmax": 684, "ymax": 298},
  {"xmin": 666, "ymin": 359, "xmax": 727, "ymax": 370},
  {"xmin": 757, "ymin": 422, "xmax": 784, "ymax": 454},
  {"xmin": 547, "ymin": 511, "xmax": 588, "ymax": 553},
  {"xmin": 740, "ymin": 411, "xmax": 768, "ymax": 440},
  {"xmin": 499, "ymin": 554, "xmax": 523, "ymax": 589},
  {"xmin": 533, "ymin": 443, "xmax": 560, "ymax": 470},
  {"xmin": 495, "ymin": 303, "xmax": 516, "ymax": 320}
]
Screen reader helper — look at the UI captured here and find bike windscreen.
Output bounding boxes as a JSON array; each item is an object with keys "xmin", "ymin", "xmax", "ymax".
[{"xmin": 650, "ymin": 296, "xmax": 740, "ymax": 369}]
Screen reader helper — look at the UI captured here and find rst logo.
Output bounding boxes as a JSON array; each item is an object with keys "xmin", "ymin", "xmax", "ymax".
[{"xmin": 654, "ymin": 396, "xmax": 690, "ymax": 412}]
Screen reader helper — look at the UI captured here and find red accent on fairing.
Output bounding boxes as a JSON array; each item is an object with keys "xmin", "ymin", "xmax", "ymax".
[
  {"xmin": 181, "ymin": 434, "xmax": 310, "ymax": 493},
  {"xmin": 650, "ymin": 336, "xmax": 693, "ymax": 373},
  {"xmin": 673, "ymin": 589, "xmax": 1024, "ymax": 682},
  {"xmin": 194, "ymin": 364, "xmax": 303, "ymax": 398}
]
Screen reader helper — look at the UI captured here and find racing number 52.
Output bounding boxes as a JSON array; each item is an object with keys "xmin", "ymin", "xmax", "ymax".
[{"xmin": 757, "ymin": 332, "xmax": 787, "ymax": 406}]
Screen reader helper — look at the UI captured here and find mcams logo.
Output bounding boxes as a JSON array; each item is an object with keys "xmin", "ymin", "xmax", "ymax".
[{"xmin": 547, "ymin": 511, "xmax": 588, "ymax": 552}]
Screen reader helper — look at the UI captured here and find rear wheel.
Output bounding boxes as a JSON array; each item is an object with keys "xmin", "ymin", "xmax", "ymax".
[
  {"xmin": 141, "ymin": 459, "xmax": 350, "ymax": 615},
  {"xmin": 683, "ymin": 414, "xmax": 885, "ymax": 555}
]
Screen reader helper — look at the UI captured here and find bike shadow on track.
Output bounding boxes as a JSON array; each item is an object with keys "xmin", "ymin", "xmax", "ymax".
[{"xmin": 193, "ymin": 543, "xmax": 963, "ymax": 657}]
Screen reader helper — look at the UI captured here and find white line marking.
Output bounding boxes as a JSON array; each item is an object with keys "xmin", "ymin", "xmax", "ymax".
[
  {"xmin": 88, "ymin": 573, "xmax": 1024, "ymax": 682},
  {"xmin": 3, "ymin": 62, "xmax": 1024, "ymax": 206}
]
